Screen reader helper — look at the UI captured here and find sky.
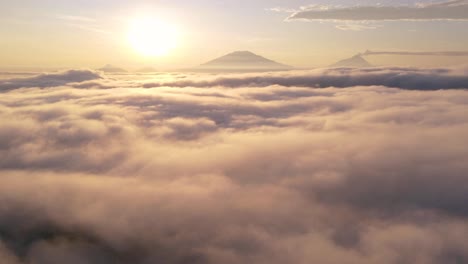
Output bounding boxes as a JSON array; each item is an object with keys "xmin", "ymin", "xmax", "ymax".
[{"xmin": 1, "ymin": 0, "xmax": 468, "ymax": 70}]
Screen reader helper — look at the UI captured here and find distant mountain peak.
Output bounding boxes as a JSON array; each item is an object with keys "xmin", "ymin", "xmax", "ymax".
[
  {"xmin": 228, "ymin": 50, "xmax": 257, "ymax": 56},
  {"xmin": 331, "ymin": 54, "xmax": 373, "ymax": 68},
  {"xmin": 137, "ymin": 67, "xmax": 158, "ymax": 73},
  {"xmin": 196, "ymin": 51, "xmax": 292, "ymax": 72},
  {"xmin": 98, "ymin": 64, "xmax": 127, "ymax": 73}
]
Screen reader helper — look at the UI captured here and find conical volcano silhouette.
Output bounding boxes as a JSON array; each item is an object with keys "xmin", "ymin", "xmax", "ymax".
[
  {"xmin": 98, "ymin": 64, "xmax": 127, "ymax": 73},
  {"xmin": 196, "ymin": 51, "xmax": 292, "ymax": 72},
  {"xmin": 331, "ymin": 54, "xmax": 373, "ymax": 68}
]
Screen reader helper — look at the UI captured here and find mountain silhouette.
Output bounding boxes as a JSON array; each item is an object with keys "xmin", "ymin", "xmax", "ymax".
[
  {"xmin": 98, "ymin": 64, "xmax": 127, "ymax": 73},
  {"xmin": 195, "ymin": 51, "xmax": 292, "ymax": 72},
  {"xmin": 136, "ymin": 67, "xmax": 158, "ymax": 73},
  {"xmin": 331, "ymin": 54, "xmax": 373, "ymax": 68}
]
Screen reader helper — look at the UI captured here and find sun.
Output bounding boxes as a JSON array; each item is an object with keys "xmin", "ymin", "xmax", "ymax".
[{"xmin": 127, "ymin": 17, "xmax": 179, "ymax": 57}]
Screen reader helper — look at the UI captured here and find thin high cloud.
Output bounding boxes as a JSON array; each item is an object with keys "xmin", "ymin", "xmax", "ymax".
[
  {"xmin": 364, "ymin": 50, "xmax": 468, "ymax": 56},
  {"xmin": 56, "ymin": 14, "xmax": 111, "ymax": 35},
  {"xmin": 1, "ymin": 69, "xmax": 468, "ymax": 263},
  {"xmin": 56, "ymin": 15, "xmax": 96, "ymax": 23},
  {"xmin": 287, "ymin": 0, "xmax": 468, "ymax": 22},
  {"xmin": 334, "ymin": 23, "xmax": 382, "ymax": 31}
]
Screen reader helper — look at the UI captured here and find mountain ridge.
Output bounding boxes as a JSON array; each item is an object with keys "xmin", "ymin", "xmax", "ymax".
[
  {"xmin": 194, "ymin": 51, "xmax": 292, "ymax": 72},
  {"xmin": 331, "ymin": 54, "xmax": 373, "ymax": 68},
  {"xmin": 98, "ymin": 64, "xmax": 127, "ymax": 73}
]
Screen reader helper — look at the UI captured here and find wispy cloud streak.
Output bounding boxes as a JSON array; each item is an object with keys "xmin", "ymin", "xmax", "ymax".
[
  {"xmin": 364, "ymin": 50, "xmax": 468, "ymax": 56},
  {"xmin": 287, "ymin": 0, "xmax": 468, "ymax": 22}
]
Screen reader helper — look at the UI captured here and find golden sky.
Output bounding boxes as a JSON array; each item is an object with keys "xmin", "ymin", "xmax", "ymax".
[{"xmin": 1, "ymin": 0, "xmax": 468, "ymax": 70}]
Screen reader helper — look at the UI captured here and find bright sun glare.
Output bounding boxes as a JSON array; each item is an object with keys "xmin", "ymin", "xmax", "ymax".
[{"xmin": 128, "ymin": 17, "xmax": 179, "ymax": 57}]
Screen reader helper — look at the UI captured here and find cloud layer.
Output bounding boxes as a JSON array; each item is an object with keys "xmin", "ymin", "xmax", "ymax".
[
  {"xmin": 144, "ymin": 67, "xmax": 468, "ymax": 90},
  {"xmin": 0, "ymin": 70, "xmax": 102, "ymax": 91},
  {"xmin": 0, "ymin": 68, "xmax": 468, "ymax": 263},
  {"xmin": 288, "ymin": 0, "xmax": 468, "ymax": 22}
]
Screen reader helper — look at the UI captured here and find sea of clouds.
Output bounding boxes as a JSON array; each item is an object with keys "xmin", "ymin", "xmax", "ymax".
[{"xmin": 0, "ymin": 67, "xmax": 468, "ymax": 264}]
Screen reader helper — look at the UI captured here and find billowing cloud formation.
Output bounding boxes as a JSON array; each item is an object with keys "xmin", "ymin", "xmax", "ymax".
[
  {"xmin": 0, "ymin": 69, "xmax": 102, "ymax": 91},
  {"xmin": 144, "ymin": 67, "xmax": 468, "ymax": 90},
  {"xmin": 1, "ymin": 68, "xmax": 468, "ymax": 264},
  {"xmin": 288, "ymin": 0, "xmax": 468, "ymax": 22}
]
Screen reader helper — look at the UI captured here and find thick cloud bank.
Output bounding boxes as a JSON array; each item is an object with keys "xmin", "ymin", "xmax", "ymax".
[
  {"xmin": 144, "ymin": 67, "xmax": 468, "ymax": 90},
  {"xmin": 1, "ymin": 68, "xmax": 468, "ymax": 264},
  {"xmin": 288, "ymin": 0, "xmax": 468, "ymax": 22},
  {"xmin": 0, "ymin": 69, "xmax": 102, "ymax": 91}
]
